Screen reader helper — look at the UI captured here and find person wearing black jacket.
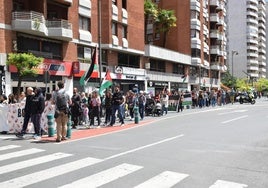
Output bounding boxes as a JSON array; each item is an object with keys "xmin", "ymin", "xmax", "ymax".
[
  {"xmin": 109, "ymin": 85, "xmax": 125, "ymax": 126},
  {"xmin": 16, "ymin": 87, "xmax": 34, "ymax": 137},
  {"xmin": 30, "ymin": 88, "xmax": 45, "ymax": 140}
]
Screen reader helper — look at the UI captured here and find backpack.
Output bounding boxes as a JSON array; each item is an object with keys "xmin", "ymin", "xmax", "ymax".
[{"xmin": 56, "ymin": 91, "xmax": 67, "ymax": 111}]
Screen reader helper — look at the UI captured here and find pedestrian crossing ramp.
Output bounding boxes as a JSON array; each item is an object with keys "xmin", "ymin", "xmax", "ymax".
[{"xmin": 0, "ymin": 145, "xmax": 248, "ymax": 188}]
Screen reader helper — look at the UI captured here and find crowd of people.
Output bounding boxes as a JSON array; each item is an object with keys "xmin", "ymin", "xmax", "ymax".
[{"xmin": 0, "ymin": 82, "xmax": 262, "ymax": 142}]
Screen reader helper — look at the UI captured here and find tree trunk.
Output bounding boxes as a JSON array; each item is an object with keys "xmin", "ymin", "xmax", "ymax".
[{"xmin": 16, "ymin": 75, "xmax": 22, "ymax": 100}]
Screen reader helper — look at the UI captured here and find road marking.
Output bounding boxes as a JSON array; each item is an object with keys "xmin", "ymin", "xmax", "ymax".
[
  {"xmin": 134, "ymin": 171, "xmax": 189, "ymax": 188},
  {"xmin": 0, "ymin": 157, "xmax": 103, "ymax": 188},
  {"xmin": 0, "ymin": 152, "xmax": 72, "ymax": 175},
  {"xmin": 0, "ymin": 148, "xmax": 44, "ymax": 161},
  {"xmin": 104, "ymin": 134, "xmax": 184, "ymax": 160},
  {"xmin": 218, "ymin": 109, "xmax": 248, "ymax": 115},
  {"xmin": 0, "ymin": 145, "xmax": 20, "ymax": 151},
  {"xmin": 59, "ymin": 163, "xmax": 143, "ymax": 188},
  {"xmin": 221, "ymin": 115, "xmax": 248, "ymax": 124},
  {"xmin": 209, "ymin": 180, "xmax": 248, "ymax": 188}
]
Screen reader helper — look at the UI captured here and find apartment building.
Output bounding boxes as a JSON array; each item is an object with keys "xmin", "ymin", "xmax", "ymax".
[
  {"xmin": 227, "ymin": 0, "xmax": 267, "ymax": 80},
  {"xmin": 144, "ymin": 0, "xmax": 227, "ymax": 92},
  {"xmin": 0, "ymin": 0, "xmax": 146, "ymax": 95},
  {"xmin": 0, "ymin": 0, "xmax": 229, "ymax": 96}
]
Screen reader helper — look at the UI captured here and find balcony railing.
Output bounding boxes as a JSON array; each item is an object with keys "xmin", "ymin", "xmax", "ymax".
[{"xmin": 12, "ymin": 11, "xmax": 73, "ymax": 41}]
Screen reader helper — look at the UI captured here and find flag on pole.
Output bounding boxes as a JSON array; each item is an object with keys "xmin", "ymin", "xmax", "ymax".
[
  {"xmin": 181, "ymin": 74, "xmax": 187, "ymax": 83},
  {"xmin": 79, "ymin": 46, "xmax": 99, "ymax": 86},
  {"xmin": 99, "ymin": 70, "xmax": 113, "ymax": 96}
]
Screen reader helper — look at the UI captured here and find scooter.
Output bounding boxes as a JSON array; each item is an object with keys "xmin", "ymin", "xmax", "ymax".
[{"xmin": 239, "ymin": 93, "xmax": 256, "ymax": 104}]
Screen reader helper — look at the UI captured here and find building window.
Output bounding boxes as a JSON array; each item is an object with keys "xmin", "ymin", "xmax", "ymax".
[
  {"xmin": 77, "ymin": 45, "xmax": 93, "ymax": 63},
  {"xmin": 122, "ymin": 25, "xmax": 127, "ymax": 38},
  {"xmin": 118, "ymin": 53, "xmax": 140, "ymax": 68},
  {"xmin": 112, "ymin": 22, "xmax": 118, "ymax": 35},
  {"xmin": 122, "ymin": 0, "xmax": 127, "ymax": 9},
  {"xmin": 173, "ymin": 64, "xmax": 184, "ymax": 74},
  {"xmin": 150, "ymin": 59, "xmax": 166, "ymax": 72},
  {"xmin": 17, "ymin": 35, "xmax": 62, "ymax": 60},
  {"xmin": 79, "ymin": 16, "xmax": 91, "ymax": 31},
  {"xmin": 191, "ymin": 48, "xmax": 201, "ymax": 58}
]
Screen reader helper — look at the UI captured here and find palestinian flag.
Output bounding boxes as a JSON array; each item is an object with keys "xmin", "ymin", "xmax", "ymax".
[
  {"xmin": 99, "ymin": 70, "xmax": 113, "ymax": 96},
  {"xmin": 79, "ymin": 46, "xmax": 99, "ymax": 86}
]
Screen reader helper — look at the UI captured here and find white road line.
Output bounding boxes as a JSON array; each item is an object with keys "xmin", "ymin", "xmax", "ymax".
[
  {"xmin": 0, "ymin": 152, "xmax": 73, "ymax": 175},
  {"xmin": 59, "ymin": 163, "xmax": 143, "ymax": 188},
  {"xmin": 0, "ymin": 145, "xmax": 21, "ymax": 151},
  {"xmin": 218, "ymin": 109, "xmax": 248, "ymax": 115},
  {"xmin": 104, "ymin": 134, "xmax": 184, "ymax": 160},
  {"xmin": 0, "ymin": 157, "xmax": 103, "ymax": 188},
  {"xmin": 221, "ymin": 115, "xmax": 248, "ymax": 124},
  {"xmin": 134, "ymin": 171, "xmax": 189, "ymax": 188},
  {"xmin": 209, "ymin": 180, "xmax": 248, "ymax": 188},
  {"xmin": 0, "ymin": 148, "xmax": 44, "ymax": 161}
]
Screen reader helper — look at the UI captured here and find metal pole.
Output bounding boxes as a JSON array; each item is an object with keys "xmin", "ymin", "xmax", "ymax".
[
  {"xmin": 98, "ymin": 0, "xmax": 102, "ymax": 87},
  {"xmin": 231, "ymin": 50, "xmax": 238, "ymax": 88}
]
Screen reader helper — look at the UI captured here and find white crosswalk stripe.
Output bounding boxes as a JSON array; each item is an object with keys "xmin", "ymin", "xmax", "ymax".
[
  {"xmin": 0, "ymin": 145, "xmax": 249, "ymax": 188},
  {"xmin": 0, "ymin": 157, "xmax": 103, "ymax": 188},
  {"xmin": 134, "ymin": 171, "xmax": 189, "ymax": 188},
  {"xmin": 59, "ymin": 163, "xmax": 143, "ymax": 188},
  {"xmin": 0, "ymin": 152, "xmax": 73, "ymax": 175},
  {"xmin": 0, "ymin": 148, "xmax": 44, "ymax": 161},
  {"xmin": 0, "ymin": 145, "xmax": 21, "ymax": 151},
  {"xmin": 209, "ymin": 180, "xmax": 248, "ymax": 188}
]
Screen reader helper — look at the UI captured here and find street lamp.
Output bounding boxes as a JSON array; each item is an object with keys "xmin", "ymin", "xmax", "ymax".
[{"xmin": 231, "ymin": 50, "xmax": 238, "ymax": 88}]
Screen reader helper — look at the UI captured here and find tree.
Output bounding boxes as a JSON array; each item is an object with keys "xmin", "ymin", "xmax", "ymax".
[
  {"xmin": 221, "ymin": 71, "xmax": 237, "ymax": 89},
  {"xmin": 6, "ymin": 53, "xmax": 43, "ymax": 98},
  {"xmin": 155, "ymin": 9, "xmax": 177, "ymax": 47},
  {"xmin": 255, "ymin": 78, "xmax": 268, "ymax": 92},
  {"xmin": 144, "ymin": 0, "xmax": 158, "ymax": 43}
]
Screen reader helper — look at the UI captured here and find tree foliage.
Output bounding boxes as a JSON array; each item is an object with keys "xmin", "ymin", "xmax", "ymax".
[
  {"xmin": 155, "ymin": 9, "xmax": 177, "ymax": 47},
  {"xmin": 6, "ymin": 53, "xmax": 43, "ymax": 97},
  {"xmin": 144, "ymin": 0, "xmax": 177, "ymax": 47}
]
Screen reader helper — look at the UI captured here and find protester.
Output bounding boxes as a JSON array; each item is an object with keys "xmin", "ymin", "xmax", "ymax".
[
  {"xmin": 53, "ymin": 81, "xmax": 71, "ymax": 142},
  {"xmin": 109, "ymin": 85, "xmax": 125, "ymax": 126},
  {"xmin": 16, "ymin": 87, "xmax": 35, "ymax": 138},
  {"xmin": 89, "ymin": 90, "xmax": 101, "ymax": 127},
  {"xmin": 30, "ymin": 88, "xmax": 45, "ymax": 140},
  {"xmin": 70, "ymin": 87, "xmax": 81, "ymax": 129}
]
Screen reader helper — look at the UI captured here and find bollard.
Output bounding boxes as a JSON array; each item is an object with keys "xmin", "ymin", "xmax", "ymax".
[
  {"xmin": 133, "ymin": 106, "xmax": 139, "ymax": 124},
  {"xmin": 47, "ymin": 114, "xmax": 55, "ymax": 137},
  {"xmin": 66, "ymin": 117, "xmax": 72, "ymax": 138}
]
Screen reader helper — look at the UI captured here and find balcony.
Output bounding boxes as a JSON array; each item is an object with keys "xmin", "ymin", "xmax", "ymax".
[
  {"xmin": 190, "ymin": 0, "xmax": 200, "ymax": 12},
  {"xmin": 210, "ymin": 13, "xmax": 219, "ymax": 23},
  {"xmin": 210, "ymin": 0, "xmax": 219, "ymax": 7},
  {"xmin": 191, "ymin": 18, "xmax": 201, "ymax": 30},
  {"xmin": 210, "ymin": 30, "xmax": 219, "ymax": 39},
  {"xmin": 210, "ymin": 45, "xmax": 220, "ymax": 55},
  {"xmin": 46, "ymin": 20, "xmax": 73, "ymax": 41},
  {"xmin": 191, "ymin": 38, "xmax": 201, "ymax": 49},
  {"xmin": 145, "ymin": 45, "xmax": 191, "ymax": 65},
  {"xmin": 12, "ymin": 11, "xmax": 73, "ymax": 41},
  {"xmin": 12, "ymin": 11, "xmax": 47, "ymax": 36},
  {"xmin": 122, "ymin": 8, "xmax": 128, "ymax": 24}
]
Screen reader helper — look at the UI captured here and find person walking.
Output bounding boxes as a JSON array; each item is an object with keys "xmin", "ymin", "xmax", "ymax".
[
  {"xmin": 53, "ymin": 81, "xmax": 71, "ymax": 142},
  {"xmin": 138, "ymin": 91, "xmax": 146, "ymax": 120},
  {"xmin": 89, "ymin": 90, "xmax": 101, "ymax": 127},
  {"xmin": 16, "ymin": 87, "xmax": 35, "ymax": 138},
  {"xmin": 109, "ymin": 85, "xmax": 125, "ymax": 126},
  {"xmin": 30, "ymin": 88, "xmax": 45, "ymax": 140}
]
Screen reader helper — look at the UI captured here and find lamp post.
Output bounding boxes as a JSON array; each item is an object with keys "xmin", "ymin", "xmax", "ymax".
[{"xmin": 231, "ymin": 50, "xmax": 238, "ymax": 88}]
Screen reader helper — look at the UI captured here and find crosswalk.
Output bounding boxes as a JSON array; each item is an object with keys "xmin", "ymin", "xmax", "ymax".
[{"xmin": 0, "ymin": 144, "xmax": 249, "ymax": 188}]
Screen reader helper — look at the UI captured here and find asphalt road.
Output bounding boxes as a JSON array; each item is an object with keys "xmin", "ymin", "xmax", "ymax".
[{"xmin": 0, "ymin": 98, "xmax": 268, "ymax": 188}]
